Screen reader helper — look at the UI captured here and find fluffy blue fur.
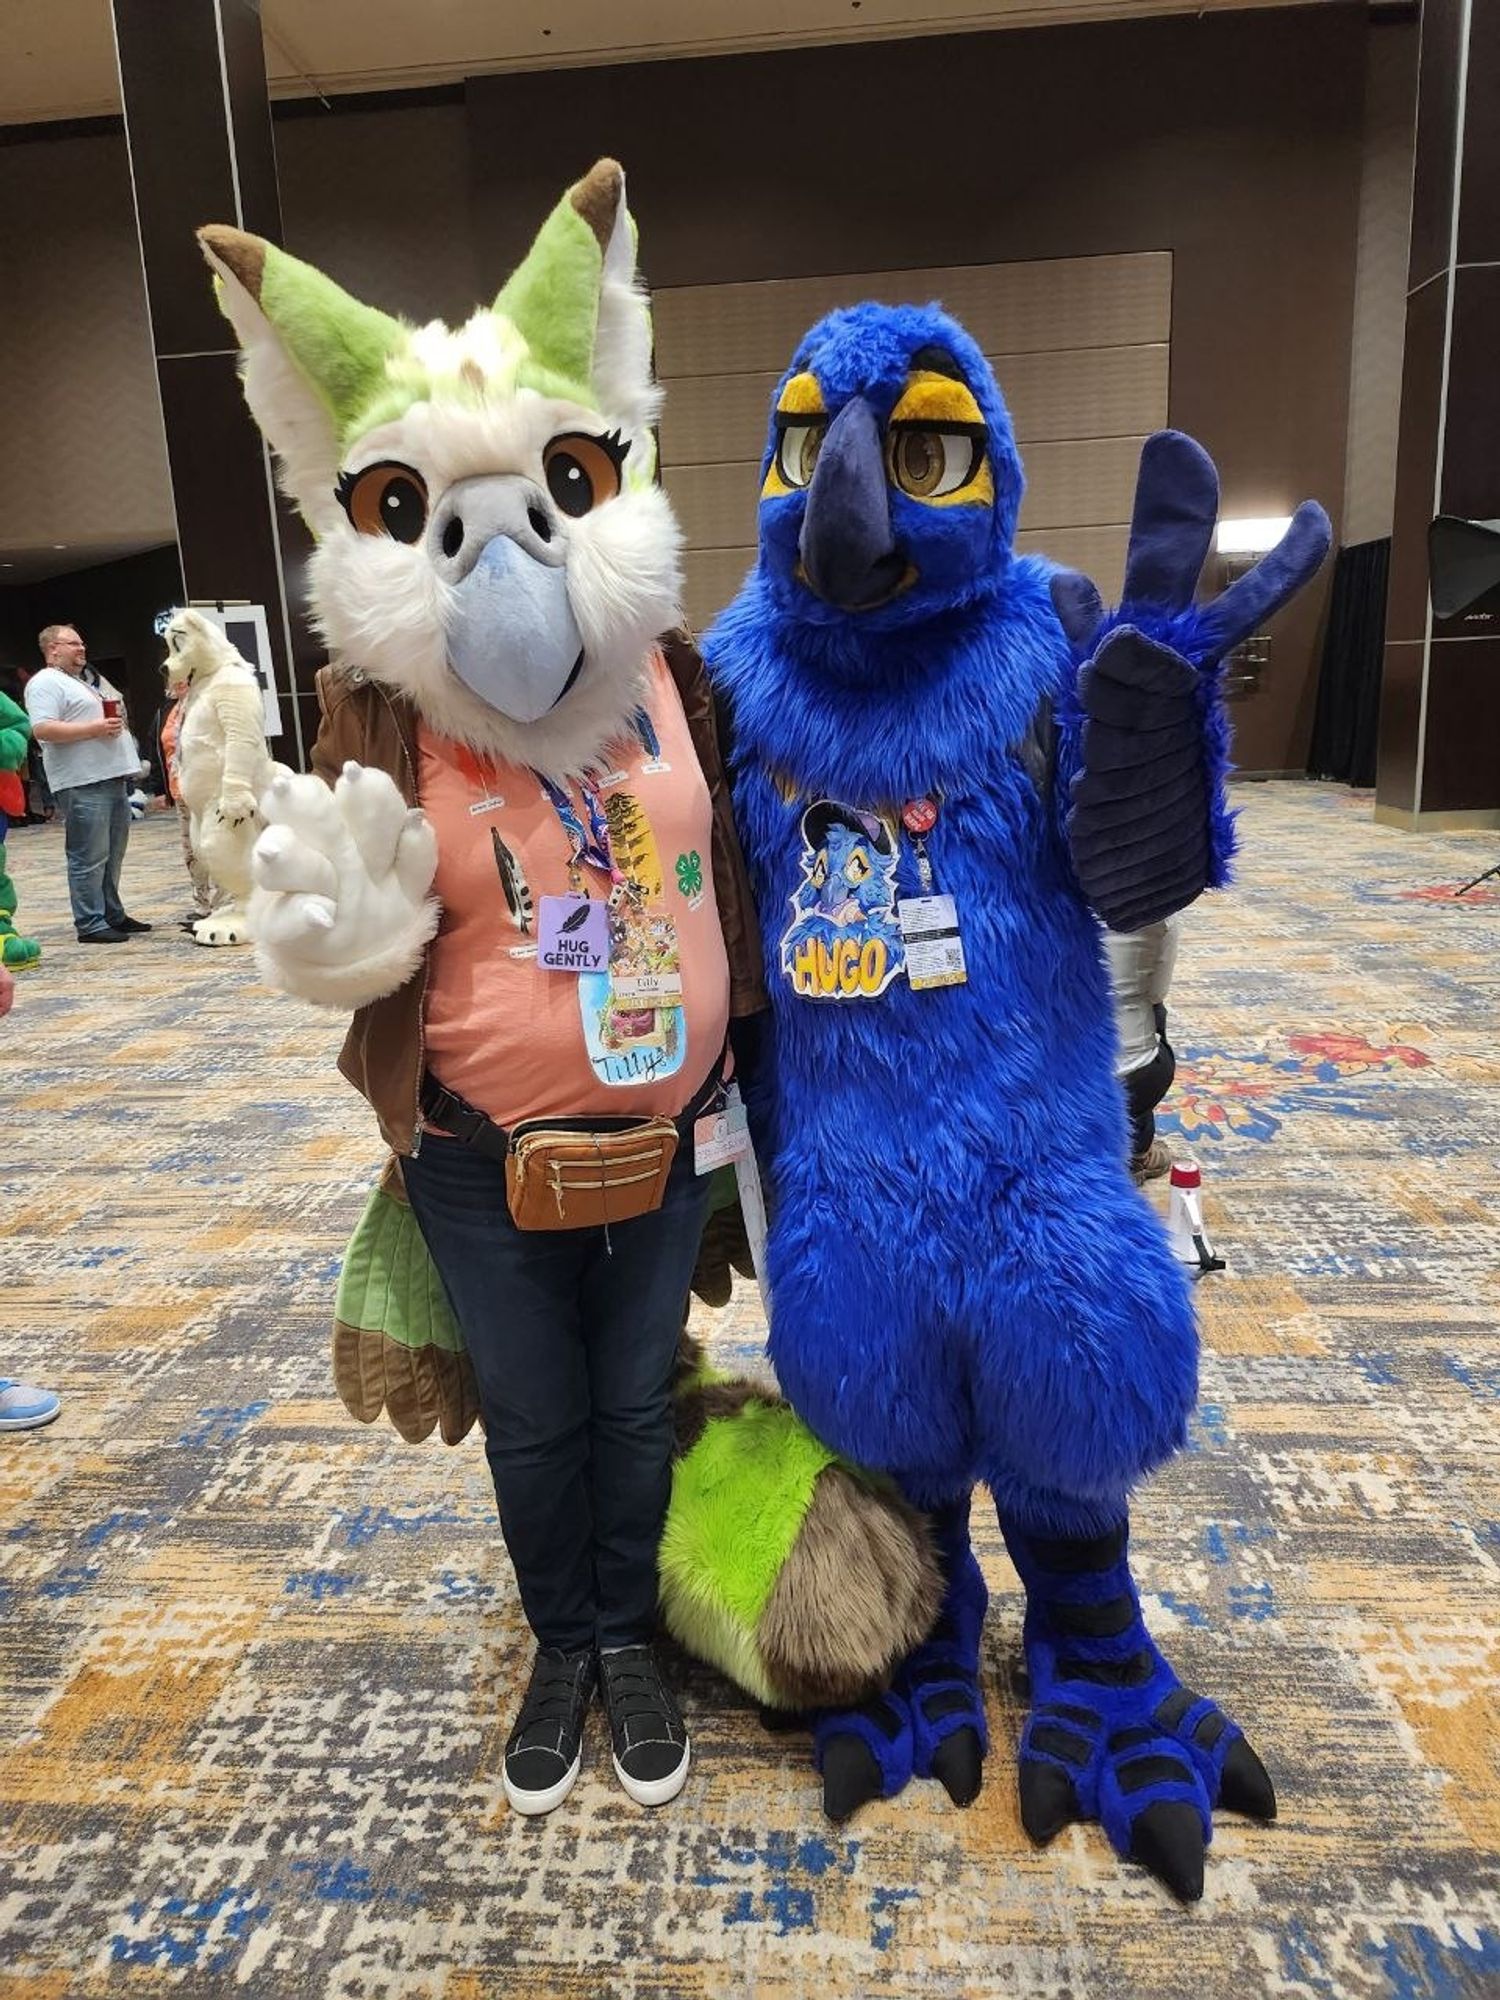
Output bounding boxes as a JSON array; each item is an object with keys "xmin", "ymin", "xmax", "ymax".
[
  {"xmin": 709, "ymin": 304, "xmax": 1199, "ymax": 1527},
  {"xmin": 704, "ymin": 301, "xmax": 1289, "ymax": 1890}
]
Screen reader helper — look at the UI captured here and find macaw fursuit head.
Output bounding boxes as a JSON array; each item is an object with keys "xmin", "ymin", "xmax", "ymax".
[{"xmin": 705, "ymin": 301, "xmax": 1329, "ymax": 1900}]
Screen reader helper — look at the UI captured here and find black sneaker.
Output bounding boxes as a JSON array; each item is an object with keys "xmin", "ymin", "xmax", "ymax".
[
  {"xmin": 114, "ymin": 916, "xmax": 153, "ymax": 934},
  {"xmin": 502, "ymin": 1645, "xmax": 595, "ymax": 1816},
  {"xmin": 77, "ymin": 928, "xmax": 128, "ymax": 944},
  {"xmin": 598, "ymin": 1644, "xmax": 691, "ymax": 1806}
]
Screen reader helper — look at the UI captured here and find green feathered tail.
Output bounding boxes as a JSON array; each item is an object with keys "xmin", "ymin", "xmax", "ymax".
[{"xmin": 332, "ymin": 1163, "xmax": 941, "ymax": 1708}]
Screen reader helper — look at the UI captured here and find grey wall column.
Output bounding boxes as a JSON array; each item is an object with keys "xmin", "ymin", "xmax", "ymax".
[
  {"xmin": 1376, "ymin": 0, "xmax": 1500, "ymax": 826},
  {"xmin": 110, "ymin": 0, "xmax": 313, "ymax": 769}
]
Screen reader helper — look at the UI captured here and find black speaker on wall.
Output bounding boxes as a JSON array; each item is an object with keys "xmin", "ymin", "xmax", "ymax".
[{"xmin": 1428, "ymin": 515, "xmax": 1500, "ymax": 619}]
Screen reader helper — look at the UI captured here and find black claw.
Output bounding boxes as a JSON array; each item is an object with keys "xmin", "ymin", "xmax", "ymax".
[
  {"xmin": 1218, "ymin": 1736, "xmax": 1276, "ymax": 1822},
  {"xmin": 930, "ymin": 1728, "xmax": 985, "ymax": 1808},
  {"xmin": 1129, "ymin": 1801, "xmax": 1206, "ymax": 1903},
  {"xmin": 1019, "ymin": 1759, "xmax": 1079, "ymax": 1845},
  {"xmin": 821, "ymin": 1735, "xmax": 884, "ymax": 1823}
]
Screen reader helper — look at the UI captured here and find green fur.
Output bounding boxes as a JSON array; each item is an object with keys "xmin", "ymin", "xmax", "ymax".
[
  {"xmin": 335, "ymin": 1182, "xmax": 465, "ymax": 1354},
  {"xmin": 254, "ymin": 247, "xmax": 405, "ymax": 441},
  {"xmin": 496, "ymin": 189, "xmax": 603, "ymax": 397},
  {"xmin": 241, "ymin": 183, "xmax": 609, "ymax": 456},
  {"xmin": 659, "ymin": 1397, "xmax": 837, "ymax": 1702}
]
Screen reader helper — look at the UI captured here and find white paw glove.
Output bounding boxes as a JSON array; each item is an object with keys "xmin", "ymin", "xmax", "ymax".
[{"xmin": 249, "ymin": 762, "xmax": 440, "ymax": 1010}]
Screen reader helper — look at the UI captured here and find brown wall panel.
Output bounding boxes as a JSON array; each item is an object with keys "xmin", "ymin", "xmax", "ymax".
[
  {"xmin": 155, "ymin": 353, "xmax": 284, "ymax": 630},
  {"xmin": 1405, "ymin": 0, "xmax": 1463, "ymax": 293},
  {"xmin": 1456, "ymin": 0, "xmax": 1500, "ymax": 265},
  {"xmin": 651, "ymin": 254, "xmax": 1171, "ymax": 377},
  {"xmin": 1439, "ymin": 264, "xmax": 1500, "ymax": 533},
  {"xmin": 112, "ymin": 0, "xmax": 241, "ymax": 356},
  {"xmin": 1419, "ymin": 638, "xmax": 1500, "ymax": 813},
  {"xmin": 275, "ymin": 103, "xmax": 477, "ymax": 326}
]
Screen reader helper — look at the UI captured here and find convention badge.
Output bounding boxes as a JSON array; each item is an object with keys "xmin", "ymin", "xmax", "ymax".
[
  {"xmin": 694, "ymin": 1085, "xmax": 751, "ymax": 1176},
  {"xmin": 578, "ymin": 968, "xmax": 686, "ymax": 1087},
  {"xmin": 536, "ymin": 894, "xmax": 609, "ymax": 974},
  {"xmin": 468, "ymin": 793, "xmax": 506, "ymax": 816},
  {"xmin": 608, "ymin": 895, "xmax": 684, "ymax": 1002},
  {"xmin": 898, "ymin": 894, "xmax": 967, "ymax": 991},
  {"xmin": 779, "ymin": 798, "xmax": 905, "ymax": 1000}
]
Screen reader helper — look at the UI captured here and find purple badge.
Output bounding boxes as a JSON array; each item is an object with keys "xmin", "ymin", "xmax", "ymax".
[{"xmin": 536, "ymin": 894, "xmax": 609, "ymax": 974}]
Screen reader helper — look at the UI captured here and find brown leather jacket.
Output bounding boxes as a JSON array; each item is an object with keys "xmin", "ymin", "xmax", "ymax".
[{"xmin": 307, "ymin": 632, "xmax": 768, "ymax": 1154}]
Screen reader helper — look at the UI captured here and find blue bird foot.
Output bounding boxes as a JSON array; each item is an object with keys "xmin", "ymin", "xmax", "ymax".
[
  {"xmin": 1004, "ymin": 1517, "xmax": 1275, "ymax": 1902},
  {"xmin": 813, "ymin": 1496, "xmax": 991, "ymax": 1822},
  {"xmin": 812, "ymin": 1687, "xmax": 915, "ymax": 1822}
]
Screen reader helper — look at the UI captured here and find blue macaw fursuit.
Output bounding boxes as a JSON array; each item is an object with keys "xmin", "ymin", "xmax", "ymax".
[{"xmin": 703, "ymin": 302, "xmax": 1329, "ymax": 1902}]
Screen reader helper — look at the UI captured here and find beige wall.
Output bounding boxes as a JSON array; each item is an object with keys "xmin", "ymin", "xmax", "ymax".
[{"xmin": 0, "ymin": 131, "xmax": 173, "ymax": 564}]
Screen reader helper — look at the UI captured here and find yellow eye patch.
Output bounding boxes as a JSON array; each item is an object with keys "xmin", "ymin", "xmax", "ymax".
[
  {"xmin": 886, "ymin": 371, "xmax": 994, "ymax": 508},
  {"xmin": 887, "ymin": 372, "xmax": 986, "ymax": 430},
  {"xmin": 764, "ymin": 373, "xmax": 828, "ymax": 498},
  {"xmin": 777, "ymin": 372, "xmax": 826, "ymax": 417}
]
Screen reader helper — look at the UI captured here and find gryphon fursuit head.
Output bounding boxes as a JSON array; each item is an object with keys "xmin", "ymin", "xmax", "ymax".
[{"xmin": 704, "ymin": 301, "xmax": 1329, "ymax": 1901}]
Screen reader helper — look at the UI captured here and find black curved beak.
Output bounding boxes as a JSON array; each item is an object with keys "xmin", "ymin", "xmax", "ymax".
[{"xmin": 799, "ymin": 396, "xmax": 909, "ymax": 610}]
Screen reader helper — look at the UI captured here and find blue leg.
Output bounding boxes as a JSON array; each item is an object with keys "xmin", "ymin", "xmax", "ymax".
[
  {"xmin": 897, "ymin": 1493, "xmax": 988, "ymax": 1805},
  {"xmin": 811, "ymin": 1493, "xmax": 985, "ymax": 1822},
  {"xmin": 1000, "ymin": 1507, "xmax": 1275, "ymax": 1903}
]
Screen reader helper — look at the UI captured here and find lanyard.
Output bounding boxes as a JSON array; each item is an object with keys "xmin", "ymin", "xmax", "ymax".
[
  {"xmin": 536, "ymin": 773, "xmax": 619, "ymax": 886},
  {"xmin": 446, "ymin": 739, "xmax": 618, "ymax": 889}
]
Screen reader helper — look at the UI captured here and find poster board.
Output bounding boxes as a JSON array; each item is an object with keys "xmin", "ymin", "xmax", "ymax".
[{"xmin": 190, "ymin": 603, "xmax": 284, "ymax": 739}]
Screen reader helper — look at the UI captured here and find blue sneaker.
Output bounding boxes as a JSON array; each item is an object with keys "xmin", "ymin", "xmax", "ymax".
[{"xmin": 0, "ymin": 1381, "xmax": 61, "ymax": 1431}]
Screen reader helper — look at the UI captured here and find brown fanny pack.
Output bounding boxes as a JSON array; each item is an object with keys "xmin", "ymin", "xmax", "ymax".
[
  {"xmin": 419, "ymin": 1071, "xmax": 716, "ymax": 1232},
  {"xmin": 505, "ymin": 1118, "xmax": 679, "ymax": 1231}
]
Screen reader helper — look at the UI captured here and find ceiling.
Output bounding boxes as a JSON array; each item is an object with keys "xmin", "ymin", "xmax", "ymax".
[{"xmin": 4, "ymin": 0, "xmax": 1333, "ymax": 126}]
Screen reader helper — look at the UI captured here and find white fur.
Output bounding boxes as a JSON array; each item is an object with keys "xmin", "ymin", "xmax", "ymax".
[
  {"xmin": 313, "ymin": 394, "xmax": 682, "ymax": 781},
  {"xmin": 249, "ymin": 764, "xmax": 441, "ymax": 1010},
  {"xmin": 252, "ymin": 911, "xmax": 439, "ymax": 1012},
  {"xmin": 164, "ymin": 609, "xmax": 282, "ymax": 946},
  {"xmin": 202, "ymin": 254, "xmax": 346, "ymax": 537},
  {"xmin": 592, "ymin": 186, "xmax": 661, "ymax": 443},
  {"xmin": 207, "ymin": 206, "xmax": 682, "ymax": 784}
]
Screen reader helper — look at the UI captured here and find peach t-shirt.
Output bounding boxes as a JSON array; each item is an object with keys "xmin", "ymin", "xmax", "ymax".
[{"xmin": 419, "ymin": 652, "xmax": 730, "ymax": 1131}]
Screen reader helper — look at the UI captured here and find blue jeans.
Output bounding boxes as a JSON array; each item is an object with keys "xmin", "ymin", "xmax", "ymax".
[
  {"xmin": 402, "ymin": 1131, "xmax": 710, "ymax": 1651},
  {"xmin": 58, "ymin": 777, "xmax": 131, "ymax": 936}
]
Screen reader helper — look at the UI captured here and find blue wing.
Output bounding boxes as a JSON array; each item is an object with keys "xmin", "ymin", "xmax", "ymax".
[{"xmin": 1053, "ymin": 432, "xmax": 1330, "ymax": 932}]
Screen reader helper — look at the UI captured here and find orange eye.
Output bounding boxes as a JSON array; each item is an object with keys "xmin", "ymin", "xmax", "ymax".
[
  {"xmin": 543, "ymin": 432, "xmax": 628, "ymax": 518},
  {"xmin": 337, "ymin": 461, "xmax": 429, "ymax": 542}
]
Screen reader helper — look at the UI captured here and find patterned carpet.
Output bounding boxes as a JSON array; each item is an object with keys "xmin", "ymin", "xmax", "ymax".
[{"xmin": 2, "ymin": 782, "xmax": 1498, "ymax": 1999}]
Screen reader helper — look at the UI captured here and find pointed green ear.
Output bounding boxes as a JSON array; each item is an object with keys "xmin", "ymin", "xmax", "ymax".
[
  {"xmin": 495, "ymin": 158, "xmax": 625, "ymax": 393},
  {"xmin": 199, "ymin": 226, "xmax": 404, "ymax": 439}
]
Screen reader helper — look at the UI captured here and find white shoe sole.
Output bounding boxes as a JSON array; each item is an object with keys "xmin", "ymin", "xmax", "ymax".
[
  {"xmin": 612, "ymin": 1739, "xmax": 690, "ymax": 1808},
  {"xmin": 503, "ymin": 1747, "xmax": 581, "ymax": 1817},
  {"xmin": 0, "ymin": 1405, "xmax": 60, "ymax": 1431}
]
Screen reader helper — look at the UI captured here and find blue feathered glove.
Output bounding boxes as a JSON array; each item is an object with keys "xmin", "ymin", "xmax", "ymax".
[{"xmin": 1051, "ymin": 431, "xmax": 1330, "ymax": 933}]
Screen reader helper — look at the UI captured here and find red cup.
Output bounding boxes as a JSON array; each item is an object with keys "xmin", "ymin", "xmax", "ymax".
[{"xmin": 102, "ymin": 698, "xmax": 121, "ymax": 720}]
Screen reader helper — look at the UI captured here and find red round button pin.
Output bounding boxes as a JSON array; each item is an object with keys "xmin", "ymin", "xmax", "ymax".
[{"xmin": 902, "ymin": 797, "xmax": 938, "ymax": 836}]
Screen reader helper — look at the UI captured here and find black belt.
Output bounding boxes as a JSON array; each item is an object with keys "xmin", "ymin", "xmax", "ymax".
[{"xmin": 419, "ymin": 1062, "xmax": 726, "ymax": 1168}]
